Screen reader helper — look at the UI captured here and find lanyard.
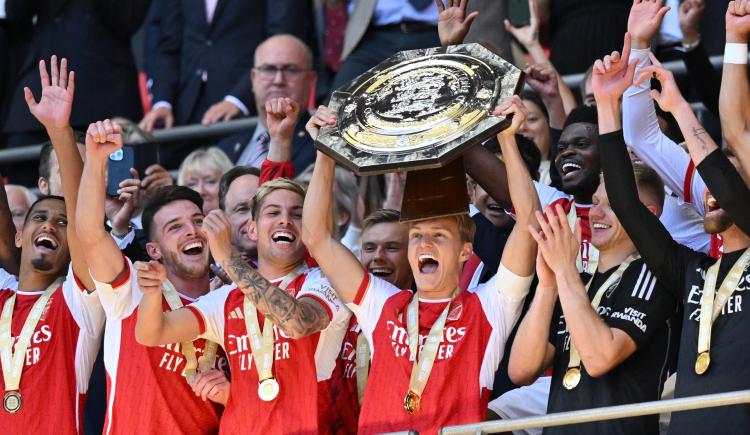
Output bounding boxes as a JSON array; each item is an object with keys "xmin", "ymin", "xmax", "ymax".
[
  {"xmin": 563, "ymin": 255, "xmax": 639, "ymax": 390},
  {"xmin": 162, "ymin": 280, "xmax": 218, "ymax": 383},
  {"xmin": 695, "ymin": 248, "xmax": 750, "ymax": 375},
  {"xmin": 403, "ymin": 288, "xmax": 459, "ymax": 414},
  {"xmin": 355, "ymin": 332, "xmax": 370, "ymax": 405}
]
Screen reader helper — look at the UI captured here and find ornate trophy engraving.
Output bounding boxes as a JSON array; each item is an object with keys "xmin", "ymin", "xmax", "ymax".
[{"xmin": 315, "ymin": 43, "xmax": 524, "ymax": 221}]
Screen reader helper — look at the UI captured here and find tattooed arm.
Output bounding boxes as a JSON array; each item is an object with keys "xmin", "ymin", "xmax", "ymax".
[{"xmin": 203, "ymin": 210, "xmax": 331, "ymax": 339}]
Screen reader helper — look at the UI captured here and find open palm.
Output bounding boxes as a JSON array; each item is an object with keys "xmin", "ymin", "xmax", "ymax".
[
  {"xmin": 436, "ymin": 0, "xmax": 479, "ymax": 46},
  {"xmin": 24, "ymin": 56, "xmax": 75, "ymax": 129}
]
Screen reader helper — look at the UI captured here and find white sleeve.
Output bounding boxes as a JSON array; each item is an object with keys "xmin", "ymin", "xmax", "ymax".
[
  {"xmin": 623, "ymin": 48, "xmax": 707, "ymax": 215},
  {"xmin": 110, "ymin": 228, "xmax": 135, "ymax": 250},
  {"xmin": 187, "ymin": 285, "xmax": 231, "ymax": 347},
  {"xmin": 298, "ymin": 268, "xmax": 351, "ymax": 327},
  {"xmin": 345, "ymin": 274, "xmax": 400, "ymax": 347},
  {"xmin": 91, "ymin": 257, "xmax": 141, "ymax": 321},
  {"xmin": 62, "ymin": 264, "xmax": 105, "ymax": 338},
  {"xmin": 0, "ymin": 267, "xmax": 17, "ymax": 290},
  {"xmin": 534, "ymin": 181, "xmax": 568, "ymax": 207},
  {"xmin": 660, "ymin": 194, "xmax": 711, "ymax": 254}
]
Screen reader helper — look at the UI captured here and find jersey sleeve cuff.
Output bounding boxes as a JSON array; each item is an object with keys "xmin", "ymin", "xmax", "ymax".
[
  {"xmin": 495, "ymin": 263, "xmax": 534, "ymax": 299},
  {"xmin": 353, "ymin": 273, "xmax": 371, "ymax": 306},
  {"xmin": 184, "ymin": 305, "xmax": 207, "ymax": 335},
  {"xmin": 92, "ymin": 255, "xmax": 131, "ymax": 292}
]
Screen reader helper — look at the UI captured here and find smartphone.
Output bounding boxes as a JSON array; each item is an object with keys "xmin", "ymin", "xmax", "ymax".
[
  {"xmin": 106, "ymin": 143, "xmax": 160, "ymax": 197},
  {"xmin": 508, "ymin": 0, "xmax": 531, "ymax": 27}
]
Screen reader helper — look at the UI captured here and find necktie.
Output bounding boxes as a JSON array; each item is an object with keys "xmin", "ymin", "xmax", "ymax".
[
  {"xmin": 408, "ymin": 0, "xmax": 433, "ymax": 10},
  {"xmin": 248, "ymin": 132, "xmax": 271, "ymax": 169}
]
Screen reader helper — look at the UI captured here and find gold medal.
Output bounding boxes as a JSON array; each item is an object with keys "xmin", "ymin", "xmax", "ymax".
[
  {"xmin": 3, "ymin": 390, "xmax": 21, "ymax": 414},
  {"xmin": 695, "ymin": 351, "xmax": 711, "ymax": 375},
  {"xmin": 563, "ymin": 367, "xmax": 581, "ymax": 390},
  {"xmin": 404, "ymin": 390, "xmax": 421, "ymax": 415},
  {"xmin": 258, "ymin": 378, "xmax": 280, "ymax": 402}
]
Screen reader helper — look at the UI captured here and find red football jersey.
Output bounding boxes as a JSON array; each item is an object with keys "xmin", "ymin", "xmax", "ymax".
[
  {"xmin": 93, "ymin": 259, "xmax": 227, "ymax": 435},
  {"xmin": 188, "ymin": 267, "xmax": 349, "ymax": 434},
  {"xmin": 348, "ymin": 265, "xmax": 532, "ymax": 434},
  {"xmin": 0, "ymin": 266, "xmax": 104, "ymax": 435},
  {"xmin": 327, "ymin": 316, "xmax": 363, "ymax": 435}
]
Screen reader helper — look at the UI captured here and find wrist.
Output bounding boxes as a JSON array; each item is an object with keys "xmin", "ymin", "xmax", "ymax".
[
  {"xmin": 111, "ymin": 222, "xmax": 133, "ymax": 238},
  {"xmin": 726, "ymin": 32, "xmax": 749, "ymax": 44},
  {"xmin": 682, "ymin": 30, "xmax": 700, "ymax": 46},
  {"xmin": 631, "ymin": 36, "xmax": 651, "ymax": 50}
]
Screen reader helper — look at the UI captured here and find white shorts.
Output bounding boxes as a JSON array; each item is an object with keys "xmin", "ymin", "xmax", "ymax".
[{"xmin": 488, "ymin": 376, "xmax": 551, "ymax": 435}]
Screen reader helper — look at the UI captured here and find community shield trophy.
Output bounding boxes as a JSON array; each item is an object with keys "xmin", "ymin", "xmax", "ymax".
[{"xmin": 315, "ymin": 43, "xmax": 524, "ymax": 221}]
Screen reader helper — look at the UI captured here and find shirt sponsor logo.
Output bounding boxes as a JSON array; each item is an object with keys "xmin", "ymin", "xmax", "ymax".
[
  {"xmin": 685, "ymin": 270, "xmax": 750, "ymax": 322},
  {"xmin": 10, "ymin": 324, "xmax": 52, "ymax": 367},
  {"xmin": 610, "ymin": 307, "xmax": 648, "ymax": 333},
  {"xmin": 156, "ymin": 342, "xmax": 229, "ymax": 373},
  {"xmin": 385, "ymin": 320, "xmax": 466, "ymax": 361},
  {"xmin": 226, "ymin": 326, "xmax": 292, "ymax": 371}
]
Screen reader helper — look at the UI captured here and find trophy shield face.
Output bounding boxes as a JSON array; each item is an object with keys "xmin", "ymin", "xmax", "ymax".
[{"xmin": 316, "ymin": 43, "xmax": 524, "ymax": 176}]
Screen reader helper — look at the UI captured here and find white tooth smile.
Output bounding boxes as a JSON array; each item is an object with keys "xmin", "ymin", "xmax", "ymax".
[
  {"xmin": 592, "ymin": 223, "xmax": 611, "ymax": 229},
  {"xmin": 562, "ymin": 162, "xmax": 582, "ymax": 174},
  {"xmin": 35, "ymin": 235, "xmax": 58, "ymax": 249},
  {"xmin": 272, "ymin": 231, "xmax": 295, "ymax": 243}
]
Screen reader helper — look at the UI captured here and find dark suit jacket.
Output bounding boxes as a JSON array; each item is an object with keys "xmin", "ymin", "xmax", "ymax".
[
  {"xmin": 3, "ymin": 0, "xmax": 148, "ymax": 135},
  {"xmin": 217, "ymin": 112, "xmax": 316, "ymax": 176},
  {"xmin": 150, "ymin": 0, "xmax": 312, "ymax": 125}
]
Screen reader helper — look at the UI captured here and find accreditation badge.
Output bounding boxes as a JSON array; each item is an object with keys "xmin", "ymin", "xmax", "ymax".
[
  {"xmin": 258, "ymin": 378, "xmax": 280, "ymax": 402},
  {"xmin": 3, "ymin": 390, "xmax": 21, "ymax": 414}
]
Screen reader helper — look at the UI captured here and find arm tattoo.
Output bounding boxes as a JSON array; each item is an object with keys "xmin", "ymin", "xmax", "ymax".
[
  {"xmin": 692, "ymin": 126, "xmax": 709, "ymax": 153},
  {"xmin": 221, "ymin": 254, "xmax": 330, "ymax": 337}
]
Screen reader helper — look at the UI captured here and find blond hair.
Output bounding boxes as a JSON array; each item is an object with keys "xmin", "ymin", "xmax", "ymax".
[
  {"xmin": 251, "ymin": 178, "xmax": 306, "ymax": 220},
  {"xmin": 177, "ymin": 147, "xmax": 233, "ymax": 186}
]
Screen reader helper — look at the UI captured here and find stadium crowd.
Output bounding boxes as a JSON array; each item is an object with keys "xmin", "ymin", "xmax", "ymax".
[{"xmin": 0, "ymin": 0, "xmax": 749, "ymax": 434}]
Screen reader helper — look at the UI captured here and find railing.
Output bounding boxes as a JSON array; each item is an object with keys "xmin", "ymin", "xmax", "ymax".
[{"xmin": 383, "ymin": 389, "xmax": 750, "ymax": 435}]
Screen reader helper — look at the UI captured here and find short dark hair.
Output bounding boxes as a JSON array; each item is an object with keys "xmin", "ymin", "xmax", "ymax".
[
  {"xmin": 38, "ymin": 131, "xmax": 85, "ymax": 181},
  {"xmin": 484, "ymin": 135, "xmax": 542, "ymax": 181},
  {"xmin": 632, "ymin": 161, "xmax": 665, "ymax": 210},
  {"xmin": 141, "ymin": 186, "xmax": 203, "ymax": 240},
  {"xmin": 24, "ymin": 195, "xmax": 65, "ymax": 225},
  {"xmin": 219, "ymin": 166, "xmax": 261, "ymax": 211},
  {"xmin": 362, "ymin": 209, "xmax": 401, "ymax": 233},
  {"xmin": 521, "ymin": 90, "xmax": 549, "ymax": 122}
]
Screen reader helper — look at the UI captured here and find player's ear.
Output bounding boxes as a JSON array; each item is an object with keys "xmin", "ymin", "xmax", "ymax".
[
  {"xmin": 14, "ymin": 229, "xmax": 22, "ymax": 249},
  {"xmin": 248, "ymin": 220, "xmax": 258, "ymax": 242},
  {"xmin": 458, "ymin": 242, "xmax": 473, "ymax": 263},
  {"xmin": 146, "ymin": 242, "xmax": 162, "ymax": 261}
]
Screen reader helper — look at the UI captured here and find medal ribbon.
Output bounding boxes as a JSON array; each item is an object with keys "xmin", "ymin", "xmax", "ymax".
[
  {"xmin": 243, "ymin": 266, "xmax": 305, "ymax": 384},
  {"xmin": 355, "ymin": 333, "xmax": 370, "ymax": 405},
  {"xmin": 696, "ymin": 248, "xmax": 750, "ymax": 358},
  {"xmin": 566, "ymin": 255, "xmax": 639, "ymax": 374},
  {"xmin": 0, "ymin": 278, "xmax": 63, "ymax": 392},
  {"xmin": 405, "ymin": 288, "xmax": 459, "ymax": 401},
  {"xmin": 567, "ymin": 204, "xmax": 599, "ymax": 274},
  {"xmin": 162, "ymin": 280, "xmax": 219, "ymax": 382}
]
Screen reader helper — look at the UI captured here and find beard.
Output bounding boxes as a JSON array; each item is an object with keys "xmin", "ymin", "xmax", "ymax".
[
  {"xmin": 162, "ymin": 250, "xmax": 209, "ymax": 279},
  {"xmin": 704, "ymin": 210, "xmax": 733, "ymax": 234},
  {"xmin": 31, "ymin": 257, "xmax": 55, "ymax": 272}
]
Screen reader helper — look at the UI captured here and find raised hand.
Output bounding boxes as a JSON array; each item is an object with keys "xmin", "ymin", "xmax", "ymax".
[
  {"xmin": 190, "ymin": 369, "xmax": 230, "ymax": 405},
  {"xmin": 635, "ymin": 52, "xmax": 688, "ymax": 113},
  {"xmin": 209, "ymin": 264, "xmax": 232, "ymax": 290},
  {"xmin": 134, "ymin": 260, "xmax": 167, "ymax": 296},
  {"xmin": 106, "ymin": 168, "xmax": 141, "ymax": 236},
  {"xmin": 141, "ymin": 164, "xmax": 174, "ymax": 196},
  {"xmin": 305, "ymin": 105, "xmax": 337, "ymax": 140},
  {"xmin": 436, "ymin": 0, "xmax": 479, "ymax": 46},
  {"xmin": 503, "ymin": 0, "xmax": 540, "ymax": 49},
  {"xmin": 679, "ymin": 0, "xmax": 704, "ymax": 45},
  {"xmin": 528, "ymin": 205, "xmax": 581, "ymax": 274},
  {"xmin": 266, "ymin": 97, "xmax": 301, "ymax": 143},
  {"xmin": 201, "ymin": 210, "xmax": 233, "ymax": 265},
  {"xmin": 139, "ymin": 106, "xmax": 174, "ymax": 132},
  {"xmin": 85, "ymin": 119, "xmax": 124, "ymax": 163},
  {"xmin": 726, "ymin": 0, "xmax": 750, "ymax": 43},
  {"xmin": 627, "ymin": 0, "xmax": 671, "ymax": 49},
  {"xmin": 534, "ymin": 249, "xmax": 557, "ymax": 293},
  {"xmin": 591, "ymin": 33, "xmax": 638, "ymax": 104},
  {"xmin": 525, "ymin": 63, "xmax": 560, "ymax": 100},
  {"xmin": 493, "ymin": 95, "xmax": 528, "ymax": 136},
  {"xmin": 24, "ymin": 56, "xmax": 75, "ymax": 130}
]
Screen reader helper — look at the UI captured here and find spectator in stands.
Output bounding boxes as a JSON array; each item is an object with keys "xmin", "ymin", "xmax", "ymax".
[
  {"xmin": 218, "ymin": 35, "xmax": 317, "ymax": 175},
  {"xmin": 4, "ymin": 184, "xmax": 36, "ymax": 233},
  {"xmin": 177, "ymin": 147, "xmax": 233, "ymax": 214},
  {"xmin": 2, "ymin": 0, "xmax": 148, "ymax": 185},
  {"xmin": 332, "ymin": 0, "xmax": 440, "ymax": 89},
  {"xmin": 37, "ymin": 132, "xmax": 86, "ymax": 196}
]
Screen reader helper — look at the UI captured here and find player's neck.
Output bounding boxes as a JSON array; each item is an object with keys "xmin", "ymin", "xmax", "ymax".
[
  {"xmin": 258, "ymin": 257, "xmax": 303, "ymax": 282},
  {"xmin": 17, "ymin": 269, "xmax": 60, "ymax": 292},
  {"xmin": 165, "ymin": 270, "xmax": 209, "ymax": 299},
  {"xmin": 416, "ymin": 282, "xmax": 459, "ymax": 300},
  {"xmin": 597, "ymin": 243, "xmax": 638, "ymax": 273},
  {"xmin": 573, "ymin": 193, "xmax": 593, "ymax": 206},
  {"xmin": 720, "ymin": 225, "xmax": 750, "ymax": 254}
]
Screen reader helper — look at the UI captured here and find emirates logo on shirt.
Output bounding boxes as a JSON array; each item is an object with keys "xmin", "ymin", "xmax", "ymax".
[
  {"xmin": 11, "ymin": 324, "xmax": 52, "ymax": 367},
  {"xmin": 385, "ymin": 321, "xmax": 467, "ymax": 361},
  {"xmin": 226, "ymin": 327, "xmax": 293, "ymax": 372}
]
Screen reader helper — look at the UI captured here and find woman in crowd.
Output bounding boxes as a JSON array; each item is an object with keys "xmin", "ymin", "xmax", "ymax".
[{"xmin": 177, "ymin": 147, "xmax": 233, "ymax": 214}]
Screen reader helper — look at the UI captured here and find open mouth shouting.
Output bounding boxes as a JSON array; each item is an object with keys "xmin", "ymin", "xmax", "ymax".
[
  {"xmin": 271, "ymin": 230, "xmax": 296, "ymax": 246},
  {"xmin": 560, "ymin": 159, "xmax": 583, "ymax": 181},
  {"xmin": 418, "ymin": 253, "xmax": 439, "ymax": 274},
  {"xmin": 181, "ymin": 239, "xmax": 205, "ymax": 256},
  {"xmin": 370, "ymin": 266, "xmax": 394, "ymax": 278},
  {"xmin": 34, "ymin": 232, "xmax": 59, "ymax": 254}
]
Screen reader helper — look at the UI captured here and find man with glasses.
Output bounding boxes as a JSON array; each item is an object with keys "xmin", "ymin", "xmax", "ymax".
[{"xmin": 218, "ymin": 34, "xmax": 317, "ymax": 175}]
